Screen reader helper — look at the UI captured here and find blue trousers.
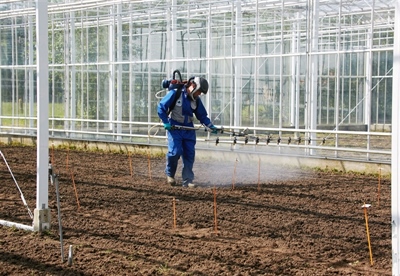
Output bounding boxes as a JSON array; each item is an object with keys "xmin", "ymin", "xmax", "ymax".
[{"xmin": 165, "ymin": 129, "xmax": 196, "ymax": 186}]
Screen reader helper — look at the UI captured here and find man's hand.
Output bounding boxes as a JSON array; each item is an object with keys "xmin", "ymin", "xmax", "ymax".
[
  {"xmin": 163, "ymin": 123, "xmax": 172, "ymax": 130},
  {"xmin": 210, "ymin": 125, "xmax": 218, "ymax": 134}
]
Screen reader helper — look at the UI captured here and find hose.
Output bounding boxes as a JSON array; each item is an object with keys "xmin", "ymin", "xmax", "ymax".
[{"xmin": 0, "ymin": 150, "xmax": 33, "ymax": 219}]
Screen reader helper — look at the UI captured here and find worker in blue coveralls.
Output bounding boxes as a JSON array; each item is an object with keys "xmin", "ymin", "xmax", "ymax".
[{"xmin": 157, "ymin": 75, "xmax": 217, "ymax": 188}]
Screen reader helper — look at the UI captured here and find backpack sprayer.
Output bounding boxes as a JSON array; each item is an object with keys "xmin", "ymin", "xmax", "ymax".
[{"xmin": 161, "ymin": 70, "xmax": 186, "ymax": 90}]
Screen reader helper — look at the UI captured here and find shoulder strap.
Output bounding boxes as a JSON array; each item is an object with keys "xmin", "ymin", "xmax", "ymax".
[
  {"xmin": 193, "ymin": 97, "xmax": 200, "ymax": 112},
  {"xmin": 167, "ymin": 85, "xmax": 183, "ymax": 115}
]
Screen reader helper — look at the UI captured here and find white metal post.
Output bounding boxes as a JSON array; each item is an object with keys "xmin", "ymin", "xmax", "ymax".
[
  {"xmin": 117, "ymin": 3, "xmax": 122, "ymax": 140},
  {"xmin": 309, "ymin": 0, "xmax": 319, "ymax": 153},
  {"xmin": 64, "ymin": 12, "xmax": 70, "ymax": 133},
  {"xmin": 234, "ymin": 1, "xmax": 242, "ymax": 128},
  {"xmin": 33, "ymin": 0, "xmax": 50, "ymax": 232},
  {"xmin": 279, "ymin": 0, "xmax": 284, "ymax": 129},
  {"xmin": 206, "ymin": 3, "xmax": 211, "ymax": 111},
  {"xmin": 169, "ymin": 0, "xmax": 178, "ymax": 73},
  {"xmin": 70, "ymin": 8, "xmax": 76, "ymax": 133},
  {"xmin": 364, "ymin": 0, "xmax": 374, "ymax": 129},
  {"xmin": 392, "ymin": 0, "xmax": 400, "ymax": 274},
  {"xmin": 147, "ymin": 10, "xmax": 152, "ymax": 123},
  {"xmin": 109, "ymin": 6, "xmax": 115, "ymax": 131},
  {"xmin": 0, "ymin": 28, "xmax": 2, "ymax": 126},
  {"xmin": 254, "ymin": 0, "xmax": 259, "ymax": 128},
  {"xmin": 29, "ymin": 15, "xmax": 34, "ymax": 132}
]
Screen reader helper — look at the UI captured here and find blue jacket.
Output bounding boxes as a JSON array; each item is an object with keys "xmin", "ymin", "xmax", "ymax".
[{"xmin": 157, "ymin": 86, "xmax": 212, "ymax": 128}]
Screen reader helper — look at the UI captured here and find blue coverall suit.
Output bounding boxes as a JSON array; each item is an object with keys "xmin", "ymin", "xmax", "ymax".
[{"xmin": 157, "ymin": 85, "xmax": 213, "ymax": 186}]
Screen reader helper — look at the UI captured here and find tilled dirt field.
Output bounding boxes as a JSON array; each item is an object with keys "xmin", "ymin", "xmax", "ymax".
[{"xmin": 0, "ymin": 145, "xmax": 391, "ymax": 275}]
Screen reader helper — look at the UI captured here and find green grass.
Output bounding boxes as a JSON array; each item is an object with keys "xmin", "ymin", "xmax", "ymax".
[
  {"xmin": 0, "ymin": 102, "xmax": 64, "ymax": 126},
  {"xmin": 0, "ymin": 102, "xmax": 65, "ymax": 127}
]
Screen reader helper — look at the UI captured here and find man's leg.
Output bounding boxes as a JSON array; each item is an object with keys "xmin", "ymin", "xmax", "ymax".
[
  {"xmin": 181, "ymin": 131, "xmax": 196, "ymax": 186},
  {"xmin": 165, "ymin": 131, "xmax": 182, "ymax": 184}
]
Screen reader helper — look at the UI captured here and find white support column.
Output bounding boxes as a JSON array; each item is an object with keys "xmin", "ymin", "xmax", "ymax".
[
  {"xmin": 96, "ymin": 10, "xmax": 100, "ymax": 130},
  {"xmin": 186, "ymin": 2, "xmax": 191, "ymax": 74},
  {"xmin": 333, "ymin": 1, "xmax": 343, "ymax": 158},
  {"xmin": 290, "ymin": 15, "xmax": 297, "ymax": 127},
  {"xmin": 234, "ymin": 1, "xmax": 242, "ymax": 128},
  {"xmin": 364, "ymin": 0, "xmax": 374, "ymax": 129},
  {"xmin": 33, "ymin": 0, "xmax": 50, "ymax": 232},
  {"xmin": 392, "ymin": 0, "xmax": 400, "ymax": 274},
  {"xmin": 129, "ymin": 5, "xmax": 133, "ymax": 124},
  {"xmin": 70, "ymin": 9, "xmax": 76, "ymax": 133},
  {"xmin": 116, "ymin": 3, "xmax": 122, "ymax": 140},
  {"xmin": 295, "ymin": 11, "xmax": 301, "ymax": 129},
  {"xmin": 254, "ymin": 0, "xmax": 259, "ymax": 128},
  {"xmin": 109, "ymin": 6, "xmax": 115, "ymax": 131},
  {"xmin": 166, "ymin": 1, "xmax": 171, "ymax": 75},
  {"xmin": 172, "ymin": 0, "xmax": 177, "ymax": 70},
  {"xmin": 279, "ymin": 0, "xmax": 284, "ymax": 129},
  {"xmin": 206, "ymin": 3, "xmax": 212, "ymax": 111},
  {"xmin": 167, "ymin": 0, "xmax": 177, "ymax": 73},
  {"xmin": 308, "ymin": 0, "xmax": 319, "ymax": 153},
  {"xmin": 147, "ymin": 10, "xmax": 152, "ymax": 123},
  {"xmin": 0, "ymin": 28, "xmax": 2, "ymax": 126},
  {"xmin": 28, "ymin": 15, "xmax": 34, "ymax": 132},
  {"xmin": 64, "ymin": 13, "xmax": 70, "ymax": 133}
]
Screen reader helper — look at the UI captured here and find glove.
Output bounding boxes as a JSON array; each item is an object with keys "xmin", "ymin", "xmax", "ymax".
[
  {"xmin": 210, "ymin": 125, "xmax": 218, "ymax": 134},
  {"xmin": 163, "ymin": 123, "xmax": 172, "ymax": 130}
]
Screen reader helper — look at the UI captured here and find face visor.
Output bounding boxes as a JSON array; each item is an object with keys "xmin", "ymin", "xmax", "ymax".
[{"xmin": 188, "ymin": 77, "xmax": 209, "ymax": 101}]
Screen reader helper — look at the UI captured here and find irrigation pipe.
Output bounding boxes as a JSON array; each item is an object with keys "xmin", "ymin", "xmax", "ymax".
[
  {"xmin": 0, "ymin": 219, "xmax": 33, "ymax": 231},
  {"xmin": 0, "ymin": 150, "xmax": 33, "ymax": 219}
]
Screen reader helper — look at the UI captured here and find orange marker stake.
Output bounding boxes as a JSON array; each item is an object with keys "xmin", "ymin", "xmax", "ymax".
[
  {"xmin": 66, "ymin": 147, "xmax": 70, "ymax": 172},
  {"xmin": 172, "ymin": 197, "xmax": 177, "ymax": 229},
  {"xmin": 213, "ymin": 186, "xmax": 218, "ymax": 234},
  {"xmin": 257, "ymin": 158, "xmax": 261, "ymax": 192},
  {"xmin": 128, "ymin": 151, "xmax": 133, "ymax": 177},
  {"xmin": 71, "ymin": 171, "xmax": 81, "ymax": 210},
  {"xmin": 377, "ymin": 168, "xmax": 381, "ymax": 206},
  {"xmin": 147, "ymin": 149, "xmax": 152, "ymax": 181},
  {"xmin": 362, "ymin": 203, "xmax": 373, "ymax": 266},
  {"xmin": 232, "ymin": 158, "xmax": 238, "ymax": 190},
  {"xmin": 51, "ymin": 143, "xmax": 55, "ymax": 167}
]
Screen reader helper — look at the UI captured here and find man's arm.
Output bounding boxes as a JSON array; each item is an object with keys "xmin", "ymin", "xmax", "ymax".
[
  {"xmin": 157, "ymin": 90, "xmax": 176, "ymax": 124},
  {"xmin": 194, "ymin": 99, "xmax": 213, "ymax": 127}
]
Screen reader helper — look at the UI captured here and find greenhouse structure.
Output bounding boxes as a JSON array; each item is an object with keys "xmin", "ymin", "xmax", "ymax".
[
  {"xmin": 0, "ymin": 0, "xmax": 399, "ymax": 273},
  {"xmin": 0, "ymin": 0, "xmax": 396, "ymax": 160}
]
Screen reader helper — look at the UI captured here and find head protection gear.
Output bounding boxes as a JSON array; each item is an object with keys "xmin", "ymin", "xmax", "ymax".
[{"xmin": 188, "ymin": 77, "xmax": 209, "ymax": 101}]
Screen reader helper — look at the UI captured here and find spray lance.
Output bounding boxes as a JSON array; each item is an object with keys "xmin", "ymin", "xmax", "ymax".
[
  {"xmin": 167, "ymin": 124, "xmax": 247, "ymax": 136},
  {"xmin": 168, "ymin": 124, "xmax": 222, "ymax": 133}
]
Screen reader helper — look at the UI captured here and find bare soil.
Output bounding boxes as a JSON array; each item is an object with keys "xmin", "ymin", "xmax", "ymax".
[{"xmin": 0, "ymin": 145, "xmax": 391, "ymax": 275}]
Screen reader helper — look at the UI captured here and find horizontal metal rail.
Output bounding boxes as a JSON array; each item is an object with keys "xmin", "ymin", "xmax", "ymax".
[{"xmin": 0, "ymin": 117, "xmax": 391, "ymax": 164}]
